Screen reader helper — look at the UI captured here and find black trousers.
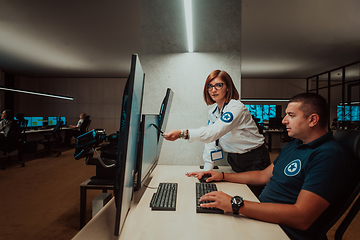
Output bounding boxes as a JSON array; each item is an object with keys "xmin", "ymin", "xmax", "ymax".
[{"xmin": 227, "ymin": 143, "xmax": 270, "ymax": 197}]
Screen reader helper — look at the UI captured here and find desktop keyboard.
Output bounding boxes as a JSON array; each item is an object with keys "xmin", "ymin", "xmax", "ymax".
[
  {"xmin": 150, "ymin": 182, "xmax": 178, "ymax": 211},
  {"xmin": 196, "ymin": 182, "xmax": 224, "ymax": 214}
]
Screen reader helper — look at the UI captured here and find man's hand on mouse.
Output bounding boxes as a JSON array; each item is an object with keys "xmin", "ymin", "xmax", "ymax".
[{"xmin": 186, "ymin": 170, "xmax": 223, "ymax": 182}]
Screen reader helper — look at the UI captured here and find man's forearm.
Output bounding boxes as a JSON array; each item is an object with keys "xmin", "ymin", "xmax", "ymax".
[{"xmin": 224, "ymin": 169, "xmax": 271, "ymax": 186}]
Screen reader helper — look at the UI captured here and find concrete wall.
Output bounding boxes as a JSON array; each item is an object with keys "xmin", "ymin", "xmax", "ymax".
[{"xmin": 140, "ymin": 0, "xmax": 242, "ymax": 166}]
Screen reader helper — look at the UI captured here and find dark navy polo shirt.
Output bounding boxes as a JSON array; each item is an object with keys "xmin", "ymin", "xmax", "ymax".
[{"xmin": 259, "ymin": 131, "xmax": 354, "ymax": 240}]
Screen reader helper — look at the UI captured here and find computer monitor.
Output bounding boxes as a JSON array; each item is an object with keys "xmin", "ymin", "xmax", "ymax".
[
  {"xmin": 351, "ymin": 106, "xmax": 359, "ymax": 121},
  {"xmin": 114, "ymin": 54, "xmax": 145, "ymax": 236},
  {"xmin": 268, "ymin": 117, "xmax": 284, "ymax": 129},
  {"xmin": 24, "ymin": 117, "xmax": 32, "ymax": 128},
  {"xmin": 60, "ymin": 116, "xmax": 66, "ymax": 126},
  {"xmin": 337, "ymin": 105, "xmax": 359, "ymax": 122},
  {"xmin": 134, "ymin": 114, "xmax": 160, "ymax": 191},
  {"xmin": 48, "ymin": 117, "xmax": 57, "ymax": 126},
  {"xmin": 245, "ymin": 104, "xmax": 281, "ymax": 124},
  {"xmin": 157, "ymin": 88, "xmax": 174, "ymax": 152},
  {"xmin": 31, "ymin": 117, "xmax": 43, "ymax": 127},
  {"xmin": 133, "ymin": 88, "xmax": 173, "ymax": 191}
]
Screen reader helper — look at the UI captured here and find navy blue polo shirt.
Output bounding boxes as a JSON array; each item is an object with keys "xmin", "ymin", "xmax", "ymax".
[{"xmin": 259, "ymin": 131, "xmax": 354, "ymax": 240}]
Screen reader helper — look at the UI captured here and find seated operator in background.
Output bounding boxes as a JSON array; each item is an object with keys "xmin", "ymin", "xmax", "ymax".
[
  {"xmin": 187, "ymin": 93, "xmax": 356, "ymax": 240},
  {"xmin": 69, "ymin": 112, "xmax": 87, "ymax": 130},
  {"xmin": 163, "ymin": 70, "xmax": 270, "ymax": 187},
  {"xmin": 0, "ymin": 109, "xmax": 14, "ymax": 139}
]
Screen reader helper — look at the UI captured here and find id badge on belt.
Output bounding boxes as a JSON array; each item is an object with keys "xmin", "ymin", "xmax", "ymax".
[{"xmin": 210, "ymin": 139, "xmax": 223, "ymax": 162}]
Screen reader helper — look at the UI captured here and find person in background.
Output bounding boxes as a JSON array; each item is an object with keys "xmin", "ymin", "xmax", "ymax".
[
  {"xmin": 0, "ymin": 109, "xmax": 14, "ymax": 138},
  {"xmin": 69, "ymin": 113, "xmax": 87, "ymax": 130},
  {"xmin": 163, "ymin": 70, "xmax": 270, "ymax": 196},
  {"xmin": 187, "ymin": 93, "xmax": 356, "ymax": 240}
]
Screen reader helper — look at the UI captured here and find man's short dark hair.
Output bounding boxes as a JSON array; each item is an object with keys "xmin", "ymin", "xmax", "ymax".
[{"xmin": 289, "ymin": 93, "xmax": 328, "ymax": 128}]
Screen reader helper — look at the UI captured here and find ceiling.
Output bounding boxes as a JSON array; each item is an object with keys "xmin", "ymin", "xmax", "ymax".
[{"xmin": 0, "ymin": 0, "xmax": 359, "ymax": 79}]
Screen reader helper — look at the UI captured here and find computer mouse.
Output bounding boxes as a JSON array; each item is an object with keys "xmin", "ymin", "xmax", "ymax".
[{"xmin": 199, "ymin": 174, "xmax": 211, "ymax": 183}]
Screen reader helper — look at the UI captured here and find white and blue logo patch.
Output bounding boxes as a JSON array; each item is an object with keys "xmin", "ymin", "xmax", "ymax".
[
  {"xmin": 284, "ymin": 159, "xmax": 301, "ymax": 177},
  {"xmin": 220, "ymin": 112, "xmax": 234, "ymax": 123}
]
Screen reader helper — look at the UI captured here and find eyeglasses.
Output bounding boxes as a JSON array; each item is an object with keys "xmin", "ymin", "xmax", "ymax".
[{"xmin": 207, "ymin": 82, "xmax": 224, "ymax": 91}]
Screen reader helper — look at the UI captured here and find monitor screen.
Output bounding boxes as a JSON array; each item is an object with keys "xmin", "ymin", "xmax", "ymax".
[
  {"xmin": 60, "ymin": 116, "xmax": 66, "ymax": 126},
  {"xmin": 269, "ymin": 105, "xmax": 277, "ymax": 118},
  {"xmin": 337, "ymin": 105, "xmax": 358, "ymax": 121},
  {"xmin": 157, "ymin": 88, "xmax": 174, "ymax": 152},
  {"xmin": 245, "ymin": 104, "xmax": 280, "ymax": 123},
  {"xmin": 114, "ymin": 54, "xmax": 145, "ymax": 236},
  {"xmin": 268, "ymin": 117, "xmax": 284, "ymax": 129},
  {"xmin": 31, "ymin": 117, "xmax": 43, "ymax": 127},
  {"xmin": 48, "ymin": 117, "xmax": 57, "ymax": 126},
  {"xmin": 24, "ymin": 117, "xmax": 32, "ymax": 128},
  {"xmin": 351, "ymin": 106, "xmax": 359, "ymax": 121},
  {"xmin": 134, "ymin": 114, "xmax": 160, "ymax": 191},
  {"xmin": 133, "ymin": 88, "xmax": 173, "ymax": 191}
]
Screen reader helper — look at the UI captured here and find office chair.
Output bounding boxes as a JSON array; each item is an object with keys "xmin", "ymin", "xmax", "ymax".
[
  {"xmin": 315, "ymin": 130, "xmax": 360, "ymax": 240},
  {"xmin": 79, "ymin": 115, "xmax": 91, "ymax": 135},
  {"xmin": 73, "ymin": 116, "xmax": 91, "ymax": 139},
  {"xmin": 0, "ymin": 115, "xmax": 27, "ymax": 169},
  {"xmin": 37, "ymin": 118, "xmax": 63, "ymax": 157}
]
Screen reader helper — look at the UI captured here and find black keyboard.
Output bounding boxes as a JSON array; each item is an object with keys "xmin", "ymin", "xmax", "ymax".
[
  {"xmin": 150, "ymin": 182, "xmax": 178, "ymax": 211},
  {"xmin": 196, "ymin": 182, "xmax": 224, "ymax": 214}
]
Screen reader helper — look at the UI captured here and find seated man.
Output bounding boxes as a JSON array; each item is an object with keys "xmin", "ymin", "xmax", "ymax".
[
  {"xmin": 69, "ymin": 112, "xmax": 87, "ymax": 130},
  {"xmin": 187, "ymin": 93, "xmax": 357, "ymax": 240},
  {"xmin": 0, "ymin": 109, "xmax": 14, "ymax": 139},
  {"xmin": 69, "ymin": 112, "xmax": 88, "ymax": 138}
]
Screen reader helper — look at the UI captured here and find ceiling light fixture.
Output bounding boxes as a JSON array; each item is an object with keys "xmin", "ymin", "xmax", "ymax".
[
  {"xmin": 184, "ymin": 0, "xmax": 193, "ymax": 53},
  {"xmin": 0, "ymin": 86, "xmax": 73, "ymax": 100}
]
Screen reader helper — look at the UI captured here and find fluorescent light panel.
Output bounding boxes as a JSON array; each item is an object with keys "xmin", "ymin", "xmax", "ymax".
[
  {"xmin": 0, "ymin": 86, "xmax": 73, "ymax": 100},
  {"xmin": 184, "ymin": 0, "xmax": 193, "ymax": 52},
  {"xmin": 340, "ymin": 101, "xmax": 360, "ymax": 105}
]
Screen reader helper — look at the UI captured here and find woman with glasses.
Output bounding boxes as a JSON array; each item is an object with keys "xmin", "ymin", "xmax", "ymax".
[{"xmin": 163, "ymin": 70, "xmax": 270, "ymax": 192}]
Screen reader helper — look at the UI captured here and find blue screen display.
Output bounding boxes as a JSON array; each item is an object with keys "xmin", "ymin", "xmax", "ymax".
[
  {"xmin": 337, "ymin": 105, "xmax": 360, "ymax": 121},
  {"xmin": 31, "ymin": 117, "xmax": 43, "ymax": 127},
  {"xmin": 351, "ymin": 106, "xmax": 360, "ymax": 121},
  {"xmin": 24, "ymin": 117, "xmax": 32, "ymax": 127},
  {"xmin": 48, "ymin": 117, "xmax": 57, "ymax": 126},
  {"xmin": 60, "ymin": 117, "xmax": 66, "ymax": 125},
  {"xmin": 245, "ymin": 104, "xmax": 278, "ymax": 123}
]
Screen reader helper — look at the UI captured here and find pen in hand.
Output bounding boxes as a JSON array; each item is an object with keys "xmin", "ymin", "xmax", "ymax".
[{"xmin": 151, "ymin": 124, "xmax": 163, "ymax": 134}]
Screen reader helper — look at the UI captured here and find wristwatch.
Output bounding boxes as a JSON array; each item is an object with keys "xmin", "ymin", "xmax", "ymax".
[{"xmin": 231, "ymin": 196, "xmax": 244, "ymax": 215}]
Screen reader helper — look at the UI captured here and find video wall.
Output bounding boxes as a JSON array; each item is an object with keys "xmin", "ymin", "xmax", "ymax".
[
  {"xmin": 337, "ymin": 105, "xmax": 360, "ymax": 121},
  {"xmin": 244, "ymin": 104, "xmax": 278, "ymax": 123}
]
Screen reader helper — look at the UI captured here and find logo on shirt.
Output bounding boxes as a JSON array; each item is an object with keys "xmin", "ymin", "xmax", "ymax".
[
  {"xmin": 284, "ymin": 159, "xmax": 301, "ymax": 177},
  {"xmin": 220, "ymin": 112, "xmax": 233, "ymax": 123}
]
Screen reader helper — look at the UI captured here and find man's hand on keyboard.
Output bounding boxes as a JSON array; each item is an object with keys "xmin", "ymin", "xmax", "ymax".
[
  {"xmin": 186, "ymin": 170, "xmax": 222, "ymax": 182},
  {"xmin": 199, "ymin": 191, "xmax": 233, "ymax": 212}
]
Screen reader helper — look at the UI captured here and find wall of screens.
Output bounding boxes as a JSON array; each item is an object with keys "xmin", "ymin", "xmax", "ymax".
[
  {"xmin": 244, "ymin": 104, "xmax": 278, "ymax": 123},
  {"xmin": 307, "ymin": 61, "xmax": 360, "ymax": 129},
  {"xmin": 337, "ymin": 105, "xmax": 360, "ymax": 122}
]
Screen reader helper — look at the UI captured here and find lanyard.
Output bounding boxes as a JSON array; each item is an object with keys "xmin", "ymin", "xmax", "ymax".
[{"xmin": 215, "ymin": 102, "xmax": 228, "ymax": 147}]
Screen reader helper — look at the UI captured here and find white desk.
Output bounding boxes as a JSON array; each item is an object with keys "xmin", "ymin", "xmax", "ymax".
[{"xmin": 72, "ymin": 165, "xmax": 289, "ymax": 240}]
